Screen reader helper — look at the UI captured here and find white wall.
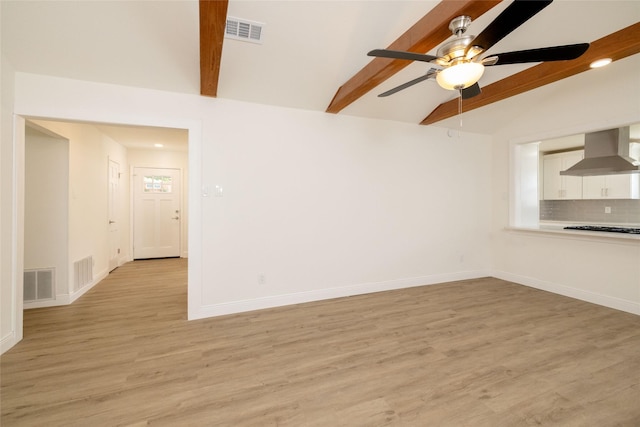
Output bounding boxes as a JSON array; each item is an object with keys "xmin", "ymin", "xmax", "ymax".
[
  {"xmin": 491, "ymin": 55, "xmax": 640, "ymax": 314},
  {"xmin": 24, "ymin": 125, "xmax": 69, "ymax": 301},
  {"xmin": 128, "ymin": 148, "xmax": 189, "ymax": 258},
  {"xmin": 1, "ymin": 53, "xmax": 21, "ymax": 351},
  {"xmin": 197, "ymin": 102, "xmax": 493, "ymax": 316},
  {"xmin": 29, "ymin": 119, "xmax": 130, "ymax": 301},
  {"xmin": 3, "ymin": 72, "xmax": 493, "ymax": 350}
]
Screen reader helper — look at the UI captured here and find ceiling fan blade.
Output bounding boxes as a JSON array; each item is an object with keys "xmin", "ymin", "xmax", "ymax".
[
  {"xmin": 378, "ymin": 69, "xmax": 437, "ymax": 97},
  {"xmin": 467, "ymin": 0, "xmax": 553, "ymax": 58},
  {"xmin": 461, "ymin": 83, "xmax": 481, "ymax": 99},
  {"xmin": 368, "ymin": 49, "xmax": 438, "ymax": 63},
  {"xmin": 483, "ymin": 43, "xmax": 590, "ymax": 65}
]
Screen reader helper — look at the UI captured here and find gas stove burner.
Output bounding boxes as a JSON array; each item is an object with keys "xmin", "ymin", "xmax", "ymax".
[{"xmin": 564, "ymin": 225, "xmax": 640, "ymax": 234}]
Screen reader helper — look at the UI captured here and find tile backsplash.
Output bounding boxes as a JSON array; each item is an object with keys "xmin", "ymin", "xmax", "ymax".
[{"xmin": 540, "ymin": 199, "xmax": 640, "ymax": 224}]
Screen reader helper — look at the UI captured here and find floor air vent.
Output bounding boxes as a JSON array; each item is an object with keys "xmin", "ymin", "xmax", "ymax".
[
  {"xmin": 74, "ymin": 256, "xmax": 93, "ymax": 292},
  {"xmin": 24, "ymin": 268, "xmax": 54, "ymax": 302},
  {"xmin": 225, "ymin": 16, "xmax": 264, "ymax": 44}
]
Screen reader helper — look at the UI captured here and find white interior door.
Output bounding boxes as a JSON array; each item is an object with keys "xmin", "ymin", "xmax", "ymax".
[
  {"xmin": 133, "ymin": 167, "xmax": 181, "ymax": 259},
  {"xmin": 108, "ymin": 159, "xmax": 120, "ymax": 272}
]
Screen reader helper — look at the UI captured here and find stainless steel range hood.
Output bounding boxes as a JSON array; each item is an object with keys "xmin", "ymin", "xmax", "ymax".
[{"xmin": 560, "ymin": 127, "xmax": 640, "ymax": 176}]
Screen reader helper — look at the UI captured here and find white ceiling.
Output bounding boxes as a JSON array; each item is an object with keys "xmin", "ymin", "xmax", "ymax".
[
  {"xmin": 94, "ymin": 123, "xmax": 189, "ymax": 152},
  {"xmin": 2, "ymin": 0, "xmax": 639, "ymax": 138}
]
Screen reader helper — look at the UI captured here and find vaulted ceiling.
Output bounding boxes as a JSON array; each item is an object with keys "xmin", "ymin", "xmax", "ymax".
[
  {"xmin": 199, "ymin": 0, "xmax": 640, "ymax": 130},
  {"xmin": 3, "ymin": 0, "xmax": 640, "ymax": 134}
]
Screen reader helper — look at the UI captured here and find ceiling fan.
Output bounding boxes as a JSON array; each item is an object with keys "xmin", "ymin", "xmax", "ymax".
[{"xmin": 368, "ymin": 0, "xmax": 589, "ymax": 99}]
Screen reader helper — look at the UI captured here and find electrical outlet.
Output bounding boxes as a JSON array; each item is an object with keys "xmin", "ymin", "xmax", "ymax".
[
  {"xmin": 258, "ymin": 274, "xmax": 266, "ymax": 285},
  {"xmin": 605, "ymin": 206, "xmax": 612, "ymax": 214}
]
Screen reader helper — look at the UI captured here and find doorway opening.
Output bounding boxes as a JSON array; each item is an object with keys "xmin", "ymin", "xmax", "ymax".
[{"xmin": 21, "ymin": 118, "xmax": 189, "ymax": 309}]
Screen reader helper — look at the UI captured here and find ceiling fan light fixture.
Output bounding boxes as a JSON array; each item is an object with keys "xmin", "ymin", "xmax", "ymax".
[
  {"xmin": 437, "ymin": 35, "xmax": 474, "ymax": 63},
  {"xmin": 436, "ymin": 62, "xmax": 485, "ymax": 90},
  {"xmin": 590, "ymin": 58, "xmax": 612, "ymax": 68},
  {"xmin": 465, "ymin": 45, "xmax": 484, "ymax": 60}
]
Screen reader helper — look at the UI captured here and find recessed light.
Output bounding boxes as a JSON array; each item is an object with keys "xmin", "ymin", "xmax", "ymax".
[
  {"xmin": 590, "ymin": 58, "xmax": 612, "ymax": 68},
  {"xmin": 154, "ymin": 143, "xmax": 164, "ymax": 148}
]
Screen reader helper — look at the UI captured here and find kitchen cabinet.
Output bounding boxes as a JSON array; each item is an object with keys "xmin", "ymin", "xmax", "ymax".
[
  {"xmin": 582, "ymin": 174, "xmax": 639, "ymax": 199},
  {"xmin": 582, "ymin": 143, "xmax": 640, "ymax": 199},
  {"xmin": 543, "ymin": 150, "xmax": 583, "ymax": 200}
]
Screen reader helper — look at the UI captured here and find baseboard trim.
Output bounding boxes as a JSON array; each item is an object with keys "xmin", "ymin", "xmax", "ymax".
[
  {"xmin": 70, "ymin": 268, "xmax": 108, "ymax": 303},
  {"xmin": 492, "ymin": 270, "xmax": 640, "ymax": 315},
  {"xmin": 1, "ymin": 331, "xmax": 17, "ymax": 354},
  {"xmin": 189, "ymin": 269, "xmax": 490, "ymax": 320},
  {"xmin": 24, "ymin": 296, "xmax": 70, "ymax": 309}
]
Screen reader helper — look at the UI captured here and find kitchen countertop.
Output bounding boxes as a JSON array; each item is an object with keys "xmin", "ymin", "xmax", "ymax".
[{"xmin": 508, "ymin": 221, "xmax": 640, "ymax": 241}]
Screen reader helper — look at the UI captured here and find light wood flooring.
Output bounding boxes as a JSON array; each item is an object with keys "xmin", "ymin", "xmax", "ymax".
[{"xmin": 2, "ymin": 258, "xmax": 639, "ymax": 426}]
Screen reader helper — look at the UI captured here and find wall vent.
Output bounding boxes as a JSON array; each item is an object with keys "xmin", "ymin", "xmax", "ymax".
[
  {"xmin": 74, "ymin": 256, "xmax": 93, "ymax": 292},
  {"xmin": 24, "ymin": 268, "xmax": 55, "ymax": 302},
  {"xmin": 225, "ymin": 16, "xmax": 265, "ymax": 44}
]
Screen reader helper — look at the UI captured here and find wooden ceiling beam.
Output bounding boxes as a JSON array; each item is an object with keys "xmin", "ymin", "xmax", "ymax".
[
  {"xmin": 326, "ymin": 0, "xmax": 503, "ymax": 114},
  {"xmin": 199, "ymin": 0, "xmax": 229, "ymax": 97},
  {"xmin": 421, "ymin": 21, "xmax": 640, "ymax": 125}
]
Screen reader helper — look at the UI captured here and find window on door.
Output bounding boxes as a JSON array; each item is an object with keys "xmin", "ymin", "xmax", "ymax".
[{"xmin": 143, "ymin": 175, "xmax": 173, "ymax": 193}]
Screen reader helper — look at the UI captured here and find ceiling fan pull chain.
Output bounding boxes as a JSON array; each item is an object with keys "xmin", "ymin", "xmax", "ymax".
[{"xmin": 458, "ymin": 90, "xmax": 463, "ymax": 133}]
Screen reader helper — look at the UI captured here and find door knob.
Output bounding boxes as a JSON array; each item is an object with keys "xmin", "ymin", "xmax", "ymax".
[
  {"xmin": 172, "ymin": 216, "xmax": 179, "ymax": 220},
  {"xmin": 109, "ymin": 220, "xmax": 116, "ymax": 224}
]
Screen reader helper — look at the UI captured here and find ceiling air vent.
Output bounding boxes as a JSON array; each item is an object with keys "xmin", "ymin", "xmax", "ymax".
[{"xmin": 225, "ymin": 17, "xmax": 265, "ymax": 44}]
